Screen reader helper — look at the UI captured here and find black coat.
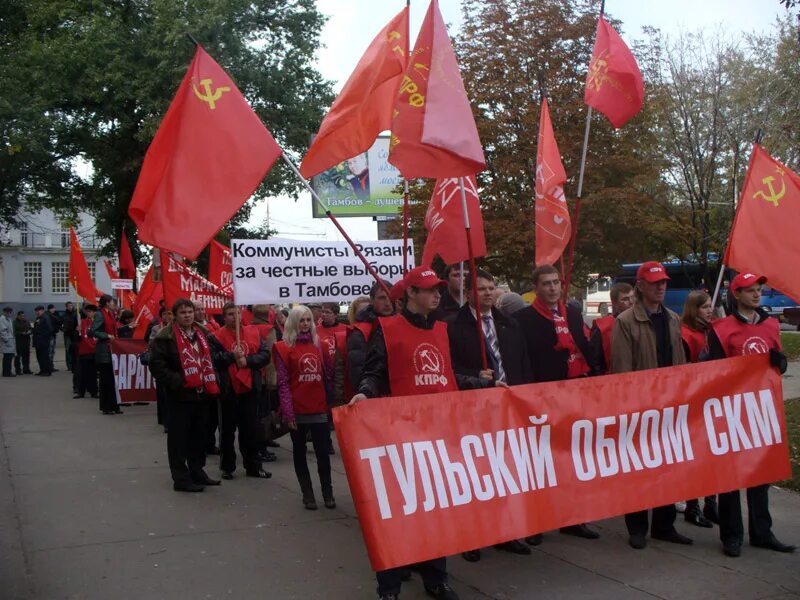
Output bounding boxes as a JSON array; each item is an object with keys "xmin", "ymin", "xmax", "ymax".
[
  {"xmin": 514, "ymin": 302, "xmax": 594, "ymax": 383},
  {"xmin": 149, "ymin": 323, "xmax": 216, "ymax": 402},
  {"xmin": 446, "ymin": 305, "xmax": 533, "ymax": 386},
  {"xmin": 347, "ymin": 305, "xmax": 381, "ymax": 390},
  {"xmin": 32, "ymin": 313, "xmax": 55, "ymax": 348},
  {"xmin": 62, "ymin": 309, "xmax": 79, "ymax": 341}
]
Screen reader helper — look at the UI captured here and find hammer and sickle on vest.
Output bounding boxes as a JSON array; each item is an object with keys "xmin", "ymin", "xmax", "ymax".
[
  {"xmin": 753, "ymin": 172, "xmax": 786, "ymax": 207},
  {"xmin": 192, "ymin": 78, "xmax": 231, "ymax": 110}
]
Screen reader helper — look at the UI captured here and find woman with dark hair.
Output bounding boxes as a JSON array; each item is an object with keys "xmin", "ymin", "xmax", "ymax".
[
  {"xmin": 92, "ymin": 295, "xmax": 121, "ymax": 415},
  {"xmin": 117, "ymin": 309, "xmax": 136, "ymax": 339},
  {"xmin": 680, "ymin": 290, "xmax": 717, "ymax": 528}
]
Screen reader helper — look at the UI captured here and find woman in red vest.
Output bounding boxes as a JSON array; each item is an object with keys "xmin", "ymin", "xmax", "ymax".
[
  {"xmin": 273, "ymin": 305, "xmax": 333, "ymax": 510},
  {"xmin": 679, "ymin": 290, "xmax": 716, "ymax": 528}
]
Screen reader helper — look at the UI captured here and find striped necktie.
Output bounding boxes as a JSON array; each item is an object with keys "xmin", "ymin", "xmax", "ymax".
[{"xmin": 482, "ymin": 314, "xmax": 506, "ymax": 383}]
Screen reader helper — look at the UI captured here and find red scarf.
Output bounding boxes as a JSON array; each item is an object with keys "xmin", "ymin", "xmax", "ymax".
[
  {"xmin": 174, "ymin": 325, "xmax": 220, "ymax": 395},
  {"xmin": 532, "ymin": 297, "xmax": 590, "ymax": 378},
  {"xmin": 214, "ymin": 326, "xmax": 258, "ymax": 394},
  {"xmin": 102, "ymin": 308, "xmax": 118, "ymax": 336}
]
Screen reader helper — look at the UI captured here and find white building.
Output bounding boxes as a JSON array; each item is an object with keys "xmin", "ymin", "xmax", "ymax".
[{"xmin": 0, "ymin": 209, "xmax": 114, "ymax": 316}]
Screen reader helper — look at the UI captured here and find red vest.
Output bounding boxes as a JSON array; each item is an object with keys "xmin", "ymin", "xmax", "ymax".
[
  {"xmin": 712, "ymin": 315, "xmax": 781, "ymax": 358},
  {"xmin": 681, "ymin": 324, "xmax": 707, "ymax": 363},
  {"xmin": 273, "ymin": 340, "xmax": 327, "ymax": 414},
  {"xmin": 78, "ymin": 319, "xmax": 97, "ymax": 356},
  {"xmin": 592, "ymin": 315, "xmax": 615, "ymax": 371},
  {"xmin": 318, "ymin": 322, "xmax": 348, "ymax": 362},
  {"xmin": 380, "ymin": 315, "xmax": 458, "ymax": 397},
  {"xmin": 252, "ymin": 322, "xmax": 274, "ymax": 342},
  {"xmin": 214, "ymin": 325, "xmax": 263, "ymax": 394},
  {"xmin": 335, "ymin": 322, "xmax": 375, "ymax": 399}
]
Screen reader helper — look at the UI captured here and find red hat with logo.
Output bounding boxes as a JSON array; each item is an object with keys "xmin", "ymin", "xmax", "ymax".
[
  {"xmin": 636, "ymin": 261, "xmax": 670, "ymax": 283},
  {"xmin": 403, "ymin": 266, "xmax": 447, "ymax": 290},
  {"xmin": 731, "ymin": 272, "xmax": 767, "ymax": 291}
]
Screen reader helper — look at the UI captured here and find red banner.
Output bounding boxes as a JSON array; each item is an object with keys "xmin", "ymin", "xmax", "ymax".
[
  {"xmin": 163, "ymin": 253, "xmax": 231, "ymax": 315},
  {"xmin": 111, "ymin": 339, "xmax": 157, "ymax": 404},
  {"xmin": 208, "ymin": 240, "xmax": 233, "ymax": 295},
  {"xmin": 333, "ymin": 356, "xmax": 790, "ymax": 571}
]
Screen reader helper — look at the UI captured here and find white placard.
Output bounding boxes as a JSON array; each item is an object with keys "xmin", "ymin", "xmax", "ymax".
[
  {"xmin": 110, "ymin": 278, "xmax": 134, "ymax": 290},
  {"xmin": 232, "ymin": 238, "xmax": 414, "ymax": 304}
]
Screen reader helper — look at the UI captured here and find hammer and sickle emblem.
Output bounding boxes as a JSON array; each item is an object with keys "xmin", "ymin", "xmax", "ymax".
[
  {"xmin": 192, "ymin": 78, "xmax": 231, "ymax": 110},
  {"xmin": 587, "ymin": 50, "xmax": 610, "ymax": 92},
  {"xmin": 753, "ymin": 169, "xmax": 786, "ymax": 207}
]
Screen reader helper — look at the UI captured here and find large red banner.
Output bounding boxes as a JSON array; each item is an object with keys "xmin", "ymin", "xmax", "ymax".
[
  {"xmin": 111, "ymin": 339, "xmax": 157, "ymax": 404},
  {"xmin": 163, "ymin": 253, "xmax": 231, "ymax": 315},
  {"xmin": 333, "ymin": 356, "xmax": 790, "ymax": 571}
]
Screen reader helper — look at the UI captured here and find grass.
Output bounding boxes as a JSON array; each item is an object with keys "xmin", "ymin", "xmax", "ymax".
[
  {"xmin": 779, "ymin": 397, "xmax": 800, "ymax": 493},
  {"xmin": 781, "ymin": 332, "xmax": 800, "ymax": 361}
]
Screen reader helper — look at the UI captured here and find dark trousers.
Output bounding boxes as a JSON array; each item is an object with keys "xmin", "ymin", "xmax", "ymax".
[
  {"xmin": 206, "ymin": 401, "xmax": 218, "ymax": 451},
  {"xmin": 76, "ymin": 355, "xmax": 97, "ymax": 397},
  {"xmin": 34, "ymin": 343, "xmax": 52, "ymax": 374},
  {"xmin": 718, "ymin": 484, "xmax": 773, "ymax": 544},
  {"xmin": 289, "ymin": 421, "xmax": 332, "ymax": 496},
  {"xmin": 156, "ymin": 384, "xmax": 168, "ymax": 425},
  {"xmin": 2, "ymin": 353, "xmax": 13, "ymax": 376},
  {"xmin": 69, "ymin": 344, "xmax": 79, "ymax": 392},
  {"xmin": 97, "ymin": 363, "xmax": 118, "ymax": 412},
  {"xmin": 14, "ymin": 336, "xmax": 31, "ymax": 373},
  {"xmin": 167, "ymin": 399, "xmax": 210, "ymax": 485},
  {"xmin": 376, "ymin": 557, "xmax": 447, "ymax": 596},
  {"xmin": 219, "ymin": 391, "xmax": 260, "ymax": 473},
  {"xmin": 625, "ymin": 505, "xmax": 677, "ymax": 537},
  {"xmin": 64, "ymin": 335, "xmax": 74, "ymax": 370}
]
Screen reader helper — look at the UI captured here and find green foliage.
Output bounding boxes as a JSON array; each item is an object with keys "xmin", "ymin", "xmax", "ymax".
[{"xmin": 1, "ymin": 0, "xmax": 333, "ymax": 262}]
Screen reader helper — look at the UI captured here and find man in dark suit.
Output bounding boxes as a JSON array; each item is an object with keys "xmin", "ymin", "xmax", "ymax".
[{"xmin": 447, "ymin": 268, "xmax": 533, "ymax": 562}]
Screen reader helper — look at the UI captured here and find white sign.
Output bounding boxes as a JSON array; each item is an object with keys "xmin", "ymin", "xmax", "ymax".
[
  {"xmin": 111, "ymin": 278, "xmax": 134, "ymax": 290},
  {"xmin": 232, "ymin": 238, "xmax": 415, "ymax": 304}
]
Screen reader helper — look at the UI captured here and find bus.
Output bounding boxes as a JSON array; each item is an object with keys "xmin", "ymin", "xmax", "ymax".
[{"xmin": 585, "ymin": 274, "xmax": 612, "ymax": 318}]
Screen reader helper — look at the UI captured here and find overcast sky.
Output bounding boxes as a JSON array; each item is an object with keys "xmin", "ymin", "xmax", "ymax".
[{"xmin": 251, "ymin": 0, "xmax": 792, "ymax": 243}]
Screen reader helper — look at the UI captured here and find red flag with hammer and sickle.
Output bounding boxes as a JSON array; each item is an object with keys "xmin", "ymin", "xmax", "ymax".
[
  {"xmin": 726, "ymin": 144, "xmax": 800, "ymax": 302},
  {"xmin": 534, "ymin": 99, "xmax": 571, "ymax": 267},
  {"xmin": 585, "ymin": 16, "xmax": 644, "ymax": 129},
  {"xmin": 129, "ymin": 46, "xmax": 282, "ymax": 260}
]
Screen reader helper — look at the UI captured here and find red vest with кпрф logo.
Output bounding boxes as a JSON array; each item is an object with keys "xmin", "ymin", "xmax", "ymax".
[
  {"xmin": 318, "ymin": 322, "xmax": 348, "ymax": 362},
  {"xmin": 592, "ymin": 315, "xmax": 615, "ymax": 370},
  {"xmin": 681, "ymin": 324, "xmax": 707, "ymax": 363},
  {"xmin": 380, "ymin": 315, "xmax": 458, "ymax": 397},
  {"xmin": 711, "ymin": 314, "xmax": 781, "ymax": 358},
  {"xmin": 273, "ymin": 340, "xmax": 327, "ymax": 414}
]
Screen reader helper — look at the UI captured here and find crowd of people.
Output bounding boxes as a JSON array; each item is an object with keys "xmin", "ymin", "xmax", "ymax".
[{"xmin": 2, "ymin": 260, "xmax": 794, "ymax": 600}]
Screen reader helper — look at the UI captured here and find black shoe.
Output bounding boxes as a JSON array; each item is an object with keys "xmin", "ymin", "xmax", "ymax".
[
  {"xmin": 52, "ymin": 368, "xmax": 59, "ymax": 372},
  {"xmin": 221, "ymin": 471, "xmax": 234, "ymax": 480},
  {"xmin": 494, "ymin": 539, "xmax": 532, "ymax": 555},
  {"xmin": 266, "ymin": 440, "xmax": 280, "ymax": 448},
  {"xmin": 35, "ymin": 372, "xmax": 51, "ymax": 376},
  {"xmin": 191, "ymin": 471, "xmax": 221, "ymax": 486},
  {"xmin": 424, "ymin": 582, "xmax": 459, "ymax": 600},
  {"xmin": 560, "ymin": 524, "xmax": 600, "ymax": 539},
  {"xmin": 206, "ymin": 446, "xmax": 220, "ymax": 455},
  {"xmin": 2, "ymin": 373, "xmax": 16, "ymax": 377},
  {"xmin": 328, "ymin": 445, "xmax": 336, "ymax": 455},
  {"xmin": 246, "ymin": 468, "xmax": 272, "ymax": 479},
  {"xmin": 173, "ymin": 482, "xmax": 204, "ymax": 492},
  {"xmin": 113, "ymin": 409, "xmax": 123, "ymax": 414},
  {"xmin": 90, "ymin": 393, "xmax": 98, "ymax": 398},
  {"xmin": 723, "ymin": 541, "xmax": 742, "ymax": 557},
  {"xmin": 323, "ymin": 495, "xmax": 336, "ymax": 509},
  {"xmin": 23, "ymin": 370, "xmax": 33, "ymax": 375},
  {"xmin": 652, "ymin": 530, "xmax": 693, "ymax": 545},
  {"xmin": 751, "ymin": 535, "xmax": 796, "ymax": 553},
  {"xmin": 378, "ymin": 595, "xmax": 400, "ymax": 600},
  {"xmin": 525, "ymin": 534, "xmax": 543, "ymax": 546},
  {"xmin": 304, "ymin": 497, "xmax": 318, "ymax": 510},
  {"xmin": 629, "ymin": 534, "xmax": 647, "ymax": 549},
  {"xmin": 259, "ymin": 450, "xmax": 277, "ymax": 462},
  {"xmin": 684, "ymin": 507, "xmax": 713, "ymax": 528},
  {"xmin": 461, "ymin": 549, "xmax": 481, "ymax": 562},
  {"xmin": 703, "ymin": 501, "xmax": 720, "ymax": 524}
]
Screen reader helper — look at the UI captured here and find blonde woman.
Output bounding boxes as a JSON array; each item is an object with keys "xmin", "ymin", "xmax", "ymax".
[
  {"xmin": 347, "ymin": 296, "xmax": 370, "ymax": 324},
  {"xmin": 272, "ymin": 306, "xmax": 334, "ymax": 510}
]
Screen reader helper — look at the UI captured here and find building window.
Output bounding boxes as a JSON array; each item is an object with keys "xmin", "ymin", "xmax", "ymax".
[
  {"xmin": 61, "ymin": 229, "xmax": 70, "ymax": 249},
  {"xmin": 88, "ymin": 262, "xmax": 96, "ymax": 282},
  {"xmin": 52, "ymin": 262, "xmax": 70, "ymax": 294},
  {"xmin": 20, "ymin": 223, "xmax": 28, "ymax": 247},
  {"xmin": 23, "ymin": 262, "xmax": 42, "ymax": 294}
]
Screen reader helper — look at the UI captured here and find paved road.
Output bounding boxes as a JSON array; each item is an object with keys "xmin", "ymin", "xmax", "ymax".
[{"xmin": 1, "ymin": 358, "xmax": 799, "ymax": 600}]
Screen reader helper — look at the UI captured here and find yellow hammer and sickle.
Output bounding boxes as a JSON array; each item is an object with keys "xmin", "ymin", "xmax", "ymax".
[
  {"xmin": 192, "ymin": 78, "xmax": 231, "ymax": 110},
  {"xmin": 753, "ymin": 169, "xmax": 786, "ymax": 207},
  {"xmin": 387, "ymin": 30, "xmax": 402, "ymax": 41}
]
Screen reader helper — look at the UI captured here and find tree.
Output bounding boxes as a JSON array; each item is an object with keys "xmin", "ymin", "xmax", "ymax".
[{"xmin": 1, "ymin": 0, "xmax": 333, "ymax": 262}]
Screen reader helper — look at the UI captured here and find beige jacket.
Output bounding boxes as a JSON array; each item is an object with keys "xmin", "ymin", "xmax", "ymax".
[{"xmin": 611, "ymin": 302, "xmax": 686, "ymax": 373}]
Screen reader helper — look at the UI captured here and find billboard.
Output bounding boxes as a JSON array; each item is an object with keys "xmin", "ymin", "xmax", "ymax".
[{"xmin": 311, "ymin": 136, "xmax": 405, "ymax": 218}]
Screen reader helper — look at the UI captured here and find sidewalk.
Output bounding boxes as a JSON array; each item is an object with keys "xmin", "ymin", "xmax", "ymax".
[{"xmin": 1, "ymin": 361, "xmax": 798, "ymax": 600}]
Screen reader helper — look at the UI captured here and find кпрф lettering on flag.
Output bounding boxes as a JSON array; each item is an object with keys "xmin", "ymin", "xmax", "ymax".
[
  {"xmin": 535, "ymin": 99, "xmax": 571, "ymax": 267},
  {"xmin": 585, "ymin": 15, "xmax": 644, "ymax": 129},
  {"xmin": 388, "ymin": 0, "xmax": 486, "ymax": 179},
  {"xmin": 300, "ymin": 7, "xmax": 409, "ymax": 179},
  {"xmin": 128, "ymin": 45, "xmax": 283, "ymax": 260},
  {"xmin": 725, "ymin": 144, "xmax": 800, "ymax": 302},
  {"xmin": 422, "ymin": 176, "xmax": 486, "ymax": 266}
]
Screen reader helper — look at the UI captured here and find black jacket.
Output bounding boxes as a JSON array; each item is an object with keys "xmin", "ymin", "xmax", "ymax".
[
  {"xmin": 706, "ymin": 308, "xmax": 787, "ymax": 373},
  {"xmin": 514, "ymin": 302, "xmax": 594, "ymax": 383},
  {"xmin": 32, "ymin": 313, "xmax": 55, "ymax": 348},
  {"xmin": 433, "ymin": 287, "xmax": 462, "ymax": 321},
  {"xmin": 62, "ymin": 309, "xmax": 79, "ymax": 341},
  {"xmin": 209, "ymin": 330, "xmax": 270, "ymax": 396},
  {"xmin": 446, "ymin": 305, "xmax": 534, "ymax": 386},
  {"xmin": 357, "ymin": 308, "xmax": 489, "ymax": 398},
  {"xmin": 149, "ymin": 323, "xmax": 216, "ymax": 402},
  {"xmin": 347, "ymin": 305, "xmax": 383, "ymax": 390}
]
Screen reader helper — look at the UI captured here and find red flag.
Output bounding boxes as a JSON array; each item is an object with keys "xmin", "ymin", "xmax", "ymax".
[
  {"xmin": 208, "ymin": 240, "xmax": 233, "ymax": 295},
  {"xmin": 132, "ymin": 267, "xmax": 163, "ymax": 340},
  {"xmin": 388, "ymin": 0, "xmax": 485, "ymax": 179},
  {"xmin": 535, "ymin": 99, "xmax": 571, "ymax": 267},
  {"xmin": 725, "ymin": 144, "xmax": 800, "ymax": 302},
  {"xmin": 162, "ymin": 253, "xmax": 232, "ymax": 315},
  {"xmin": 68, "ymin": 228, "xmax": 102, "ymax": 301},
  {"xmin": 103, "ymin": 259, "xmax": 118, "ymax": 280},
  {"xmin": 128, "ymin": 46, "xmax": 283, "ymax": 260},
  {"xmin": 421, "ymin": 176, "xmax": 486, "ymax": 266},
  {"xmin": 585, "ymin": 16, "xmax": 644, "ymax": 128},
  {"xmin": 300, "ymin": 7, "xmax": 409, "ymax": 178},
  {"xmin": 119, "ymin": 229, "xmax": 136, "ymax": 282}
]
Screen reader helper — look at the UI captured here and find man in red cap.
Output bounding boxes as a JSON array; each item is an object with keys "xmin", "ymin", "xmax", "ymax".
[
  {"xmin": 707, "ymin": 272, "xmax": 794, "ymax": 557},
  {"xmin": 350, "ymin": 265, "xmax": 504, "ymax": 600},
  {"xmin": 611, "ymin": 261, "xmax": 693, "ymax": 549}
]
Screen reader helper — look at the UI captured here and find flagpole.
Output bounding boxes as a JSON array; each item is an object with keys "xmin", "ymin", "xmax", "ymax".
[
  {"xmin": 281, "ymin": 153, "xmax": 393, "ymax": 299},
  {"xmin": 459, "ymin": 177, "xmax": 488, "ymax": 371},
  {"xmin": 402, "ymin": 0, "xmax": 411, "ymax": 275}
]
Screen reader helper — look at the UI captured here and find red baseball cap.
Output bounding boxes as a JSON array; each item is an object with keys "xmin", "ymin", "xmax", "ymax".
[
  {"xmin": 731, "ymin": 272, "xmax": 767, "ymax": 291},
  {"xmin": 636, "ymin": 261, "xmax": 670, "ymax": 283},
  {"xmin": 389, "ymin": 278, "xmax": 407, "ymax": 302},
  {"xmin": 403, "ymin": 266, "xmax": 447, "ymax": 290}
]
